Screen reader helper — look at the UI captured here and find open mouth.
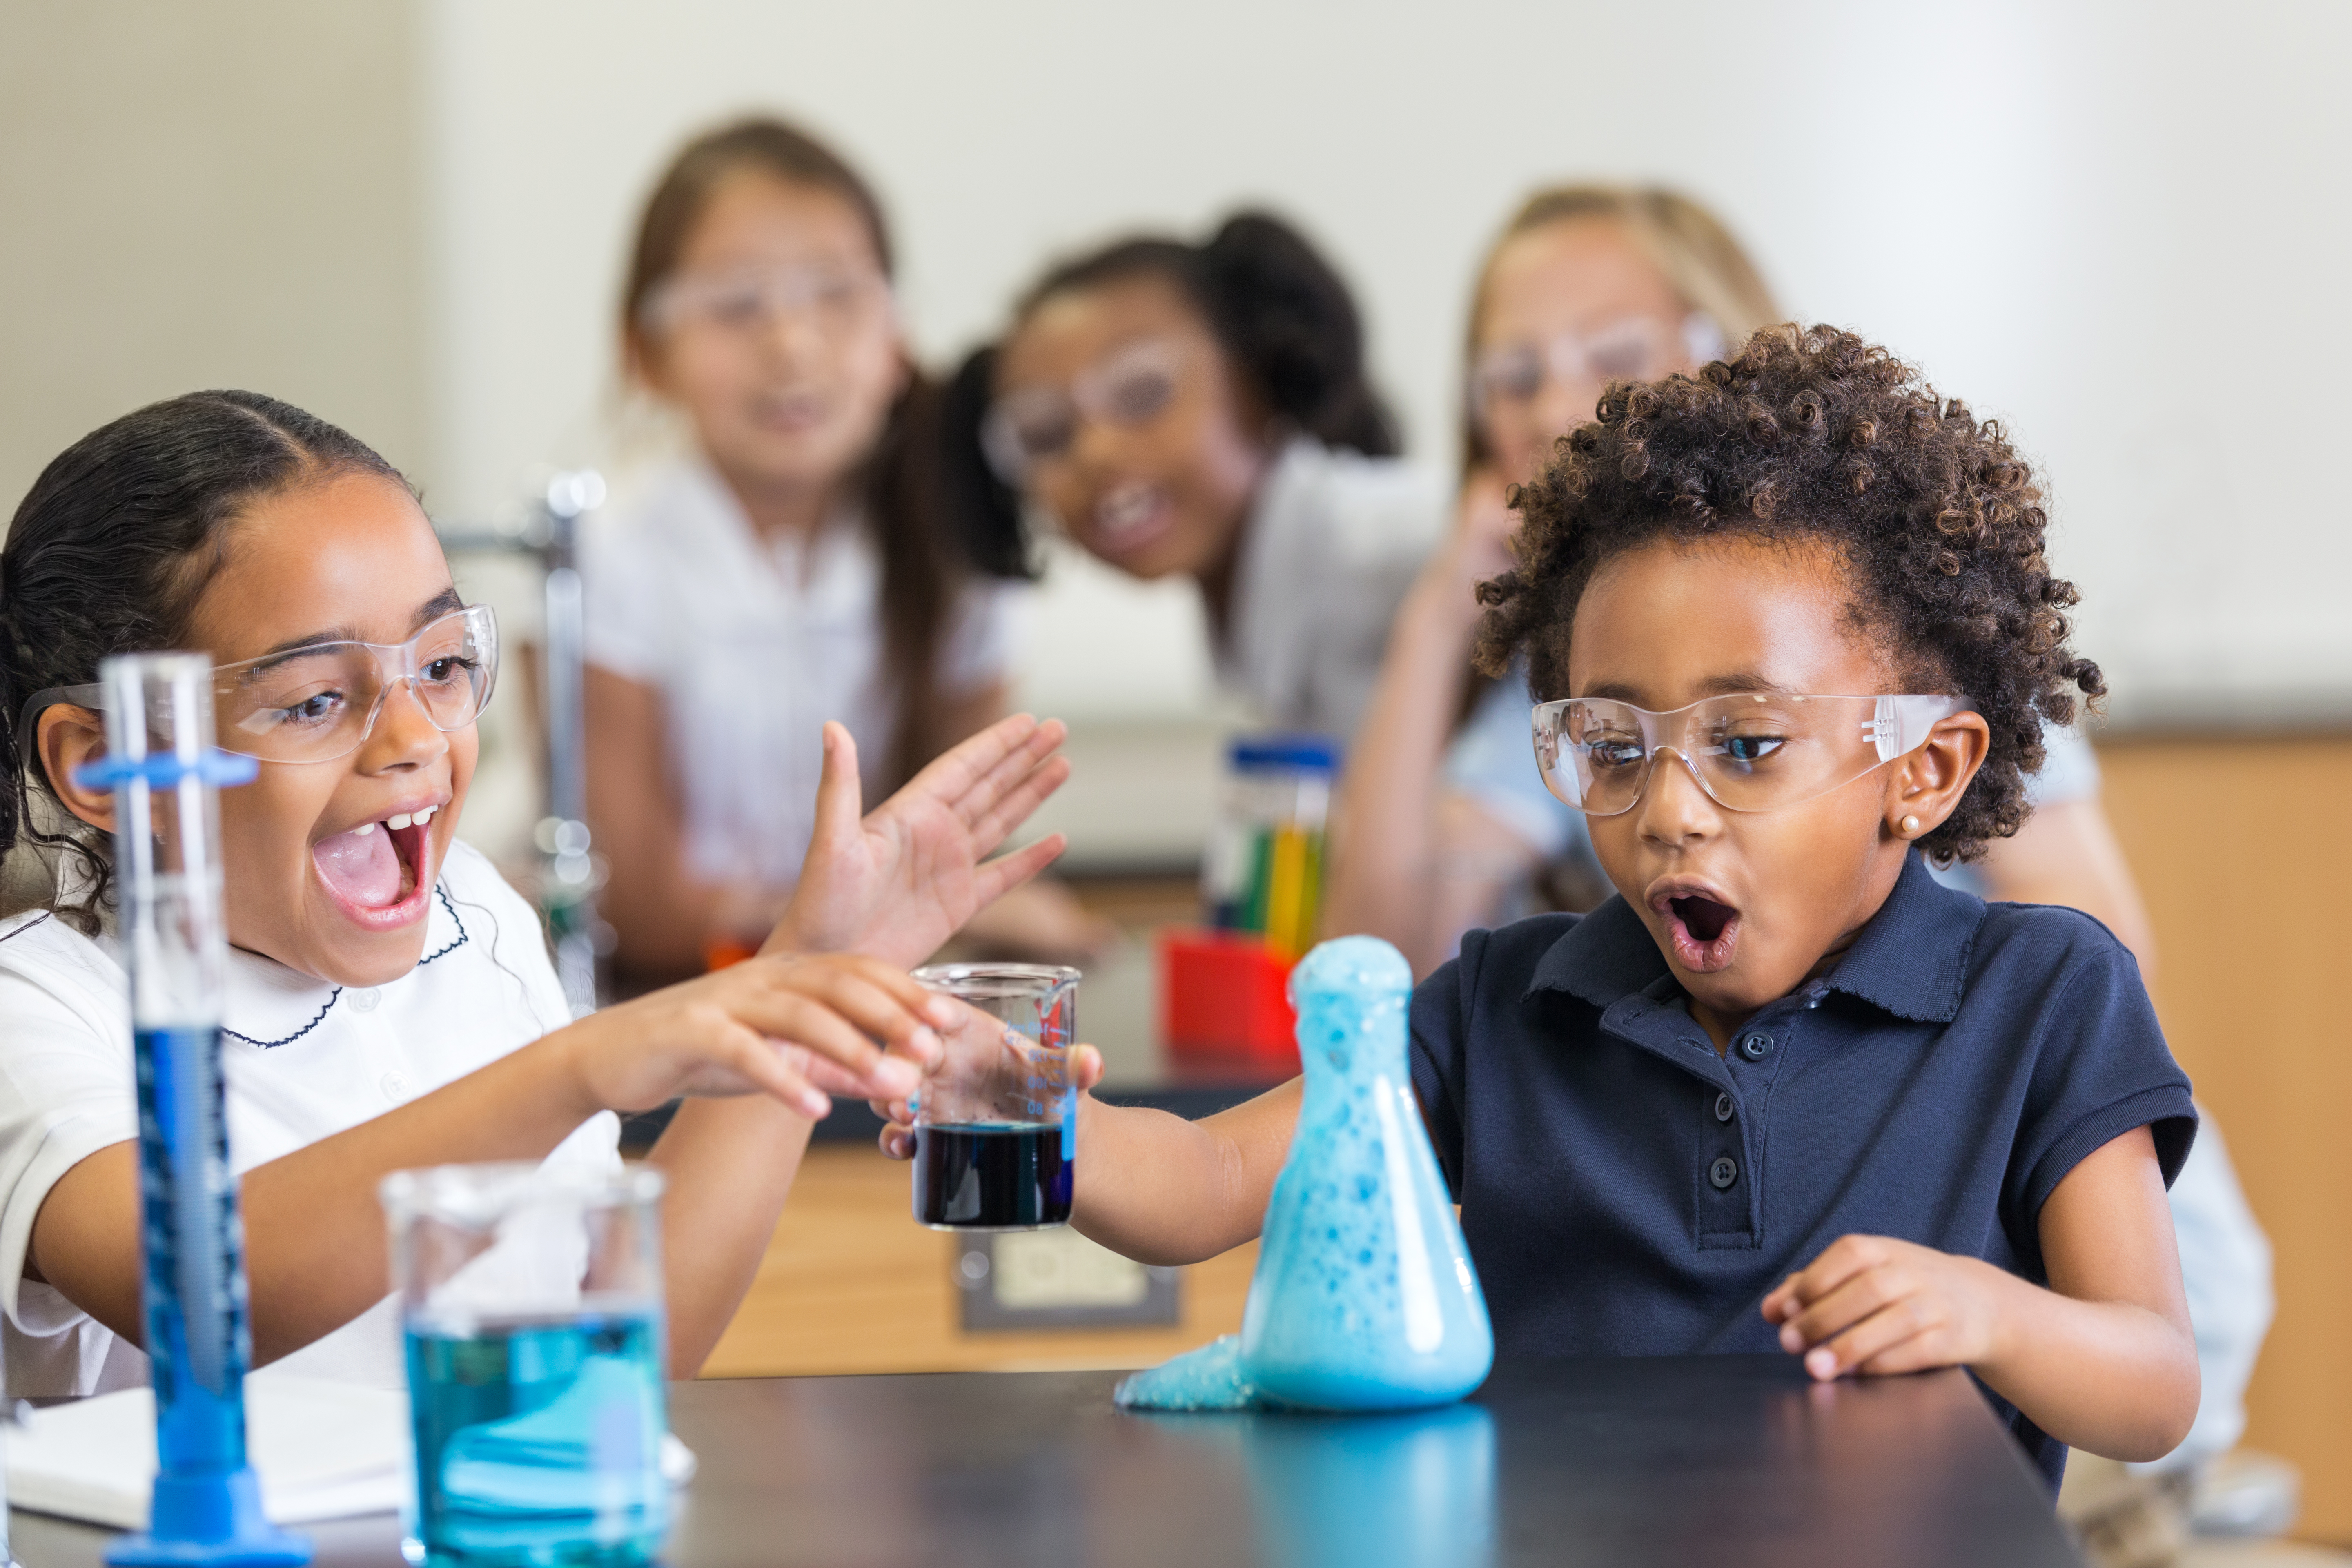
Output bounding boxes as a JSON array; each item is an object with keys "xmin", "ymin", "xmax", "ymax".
[
  {"xmin": 1661, "ymin": 891, "xmax": 1741, "ymax": 973},
  {"xmin": 312, "ymin": 804, "xmax": 440, "ymax": 929},
  {"xmin": 1090, "ymin": 481, "xmax": 1174, "ymax": 557}
]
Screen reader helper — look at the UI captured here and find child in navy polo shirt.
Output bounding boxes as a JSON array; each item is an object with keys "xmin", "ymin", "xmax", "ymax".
[{"xmin": 882, "ymin": 325, "xmax": 2200, "ymax": 1481}]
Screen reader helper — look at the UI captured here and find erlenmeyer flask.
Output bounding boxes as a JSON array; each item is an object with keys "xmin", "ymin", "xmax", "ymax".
[{"xmin": 1240, "ymin": 936, "xmax": 1492, "ymax": 1409}]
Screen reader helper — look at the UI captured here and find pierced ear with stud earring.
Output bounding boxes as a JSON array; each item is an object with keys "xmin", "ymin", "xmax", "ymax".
[{"xmin": 1900, "ymin": 814, "xmax": 1921, "ymax": 836}]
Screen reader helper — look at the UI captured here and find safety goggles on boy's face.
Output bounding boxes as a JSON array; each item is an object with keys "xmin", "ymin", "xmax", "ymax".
[
  {"xmin": 982, "ymin": 338, "xmax": 1184, "ymax": 484},
  {"xmin": 22, "ymin": 604, "xmax": 499, "ymax": 768},
  {"xmin": 1531, "ymin": 692, "xmax": 1965, "ymax": 817},
  {"xmin": 1469, "ymin": 313, "xmax": 1727, "ymax": 418},
  {"xmin": 640, "ymin": 261, "xmax": 891, "ymax": 341}
]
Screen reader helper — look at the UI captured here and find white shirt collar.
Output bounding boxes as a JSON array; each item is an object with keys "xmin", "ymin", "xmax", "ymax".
[{"xmin": 221, "ymin": 877, "xmax": 470, "ymax": 1050}]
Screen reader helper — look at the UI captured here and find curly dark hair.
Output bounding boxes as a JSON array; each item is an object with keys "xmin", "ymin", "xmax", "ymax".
[{"xmin": 1473, "ymin": 323, "xmax": 2104, "ymax": 863}]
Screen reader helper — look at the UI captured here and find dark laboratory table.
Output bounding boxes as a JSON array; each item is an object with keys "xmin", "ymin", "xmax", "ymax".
[{"xmin": 8, "ymin": 1355, "xmax": 2081, "ymax": 1568}]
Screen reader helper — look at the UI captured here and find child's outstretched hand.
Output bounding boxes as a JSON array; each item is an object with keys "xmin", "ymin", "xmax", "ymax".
[
  {"xmin": 551, "ymin": 951, "xmax": 959, "ymax": 1122},
  {"xmin": 1761, "ymin": 1234, "xmax": 2008, "ymax": 1381},
  {"xmin": 769, "ymin": 715, "xmax": 1073, "ymax": 969}
]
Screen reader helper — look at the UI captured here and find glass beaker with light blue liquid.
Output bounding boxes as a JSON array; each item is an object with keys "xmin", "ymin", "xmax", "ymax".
[{"xmin": 381, "ymin": 1162, "xmax": 669, "ymax": 1568}]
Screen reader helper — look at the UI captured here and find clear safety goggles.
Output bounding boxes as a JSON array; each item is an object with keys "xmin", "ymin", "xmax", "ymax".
[
  {"xmin": 639, "ymin": 261, "xmax": 891, "ymax": 341},
  {"xmin": 1470, "ymin": 313, "xmax": 1726, "ymax": 417},
  {"xmin": 1531, "ymin": 692, "xmax": 1965, "ymax": 817},
  {"xmin": 23, "ymin": 604, "xmax": 499, "ymax": 768},
  {"xmin": 981, "ymin": 337, "xmax": 1183, "ymax": 483}
]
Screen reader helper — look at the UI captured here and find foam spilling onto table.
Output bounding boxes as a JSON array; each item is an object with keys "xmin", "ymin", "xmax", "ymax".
[{"xmin": 1117, "ymin": 936, "xmax": 1493, "ymax": 1413}]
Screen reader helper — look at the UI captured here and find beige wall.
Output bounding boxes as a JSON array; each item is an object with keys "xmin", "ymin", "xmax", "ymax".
[{"xmin": 0, "ymin": 0, "xmax": 429, "ymax": 518}]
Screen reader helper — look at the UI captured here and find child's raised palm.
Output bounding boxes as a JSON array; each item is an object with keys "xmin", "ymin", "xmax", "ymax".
[{"xmin": 767, "ymin": 715, "xmax": 1073, "ymax": 970}]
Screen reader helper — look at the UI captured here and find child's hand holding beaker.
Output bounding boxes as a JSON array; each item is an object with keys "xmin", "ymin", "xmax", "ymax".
[{"xmin": 550, "ymin": 951, "xmax": 953, "ymax": 1123}]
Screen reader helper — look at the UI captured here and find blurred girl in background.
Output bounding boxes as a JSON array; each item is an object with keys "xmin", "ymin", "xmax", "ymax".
[
  {"xmin": 1323, "ymin": 186, "xmax": 2152, "ymax": 980},
  {"xmin": 951, "ymin": 212, "xmax": 1448, "ymax": 742},
  {"xmin": 585, "ymin": 118, "xmax": 1104, "ymax": 985}
]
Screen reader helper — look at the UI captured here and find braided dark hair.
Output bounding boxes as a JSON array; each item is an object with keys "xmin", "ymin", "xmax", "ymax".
[
  {"xmin": 1474, "ymin": 324, "xmax": 2103, "ymax": 864},
  {"xmin": 1, "ymin": 390, "xmax": 405, "ymax": 924},
  {"xmin": 942, "ymin": 210, "xmax": 1399, "ymax": 572}
]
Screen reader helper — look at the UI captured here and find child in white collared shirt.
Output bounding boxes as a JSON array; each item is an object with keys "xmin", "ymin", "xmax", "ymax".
[{"xmin": 0, "ymin": 388, "xmax": 1071, "ymax": 1396}]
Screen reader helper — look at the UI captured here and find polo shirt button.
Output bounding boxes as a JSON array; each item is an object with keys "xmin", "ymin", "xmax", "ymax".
[
  {"xmin": 1714, "ymin": 1091, "xmax": 1735, "ymax": 1123},
  {"xmin": 349, "ymin": 988, "xmax": 379, "ymax": 1013},
  {"xmin": 1737, "ymin": 1032, "xmax": 1772, "ymax": 1061},
  {"xmin": 380, "ymin": 1070, "xmax": 412, "ymax": 1102},
  {"xmin": 1708, "ymin": 1156, "xmax": 1739, "ymax": 1190}
]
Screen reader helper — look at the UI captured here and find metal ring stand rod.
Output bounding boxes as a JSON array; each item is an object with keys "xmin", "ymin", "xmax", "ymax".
[{"xmin": 434, "ymin": 471, "xmax": 608, "ymax": 1017}]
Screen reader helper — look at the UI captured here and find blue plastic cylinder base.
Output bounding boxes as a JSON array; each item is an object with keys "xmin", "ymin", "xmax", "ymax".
[{"xmin": 103, "ymin": 1466, "xmax": 310, "ymax": 1566}]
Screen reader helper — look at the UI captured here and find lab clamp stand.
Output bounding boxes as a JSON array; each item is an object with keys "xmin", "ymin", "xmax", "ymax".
[
  {"xmin": 435, "ymin": 472, "xmax": 609, "ymax": 1016},
  {"xmin": 80, "ymin": 654, "xmax": 310, "ymax": 1565}
]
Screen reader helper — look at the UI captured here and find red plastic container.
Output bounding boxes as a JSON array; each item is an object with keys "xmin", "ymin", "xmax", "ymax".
[{"xmin": 1159, "ymin": 927, "xmax": 1299, "ymax": 1073}]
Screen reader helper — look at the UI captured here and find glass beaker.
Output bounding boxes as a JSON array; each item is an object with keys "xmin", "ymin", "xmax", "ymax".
[
  {"xmin": 380, "ymin": 1162, "xmax": 668, "ymax": 1568},
  {"xmin": 908, "ymin": 964, "xmax": 1079, "ymax": 1231}
]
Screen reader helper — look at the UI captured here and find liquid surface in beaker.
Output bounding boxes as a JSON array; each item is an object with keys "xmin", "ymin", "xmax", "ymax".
[
  {"xmin": 405, "ymin": 1306, "xmax": 667, "ymax": 1568},
  {"xmin": 913, "ymin": 1122, "xmax": 1071, "ymax": 1229}
]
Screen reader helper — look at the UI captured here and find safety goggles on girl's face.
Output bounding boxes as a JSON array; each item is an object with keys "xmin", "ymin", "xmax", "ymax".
[
  {"xmin": 640, "ymin": 261, "xmax": 892, "ymax": 341},
  {"xmin": 1469, "ymin": 313, "xmax": 1727, "ymax": 417},
  {"xmin": 1531, "ymin": 692, "xmax": 1965, "ymax": 817},
  {"xmin": 982, "ymin": 338, "xmax": 1184, "ymax": 484},
  {"xmin": 24, "ymin": 604, "xmax": 499, "ymax": 768}
]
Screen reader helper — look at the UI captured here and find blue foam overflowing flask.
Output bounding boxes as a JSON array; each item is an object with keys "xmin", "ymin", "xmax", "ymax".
[
  {"xmin": 1118, "ymin": 935, "xmax": 1492, "ymax": 1411},
  {"xmin": 80, "ymin": 653, "xmax": 309, "ymax": 1566}
]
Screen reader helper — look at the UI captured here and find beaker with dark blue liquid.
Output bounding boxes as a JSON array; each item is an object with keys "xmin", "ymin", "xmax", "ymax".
[{"xmin": 908, "ymin": 964, "xmax": 1078, "ymax": 1230}]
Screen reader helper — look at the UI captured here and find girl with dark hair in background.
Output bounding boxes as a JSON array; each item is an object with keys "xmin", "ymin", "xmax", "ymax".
[
  {"xmin": 951, "ymin": 212, "xmax": 1448, "ymax": 741},
  {"xmin": 586, "ymin": 117, "xmax": 1107, "ymax": 984}
]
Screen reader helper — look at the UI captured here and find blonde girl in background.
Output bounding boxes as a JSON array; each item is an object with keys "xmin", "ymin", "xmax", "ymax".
[{"xmin": 584, "ymin": 118, "xmax": 1106, "ymax": 986}]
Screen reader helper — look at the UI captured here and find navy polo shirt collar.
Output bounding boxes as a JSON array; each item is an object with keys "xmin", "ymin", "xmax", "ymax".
[{"xmin": 1525, "ymin": 852, "xmax": 1986, "ymax": 1023}]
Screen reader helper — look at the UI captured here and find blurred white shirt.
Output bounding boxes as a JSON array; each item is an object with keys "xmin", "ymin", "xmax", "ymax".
[
  {"xmin": 1220, "ymin": 437, "xmax": 1448, "ymax": 742},
  {"xmin": 582, "ymin": 457, "xmax": 1015, "ymax": 889}
]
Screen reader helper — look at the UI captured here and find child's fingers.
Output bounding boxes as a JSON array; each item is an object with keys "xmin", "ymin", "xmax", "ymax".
[
  {"xmin": 904, "ymin": 713, "xmax": 1043, "ymax": 815},
  {"xmin": 966, "ymin": 753, "xmax": 1074, "ymax": 849},
  {"xmin": 1070, "ymin": 1044, "xmax": 1105, "ymax": 1094},
  {"xmin": 1773, "ymin": 1233, "xmax": 1890, "ymax": 1313},
  {"xmin": 719, "ymin": 984, "xmax": 920, "ymax": 1099},
  {"xmin": 1775, "ymin": 1261, "xmax": 1915, "ymax": 1357},
  {"xmin": 1800, "ymin": 1296, "xmax": 1942, "ymax": 1381},
  {"xmin": 797, "ymin": 1051, "xmax": 884, "ymax": 1098},
  {"xmin": 710, "ymin": 1020, "xmax": 833, "ymax": 1120},
  {"xmin": 782, "ymin": 962, "xmax": 943, "ymax": 1065},
  {"xmin": 876, "ymin": 1121, "xmax": 915, "ymax": 1160},
  {"xmin": 808, "ymin": 721, "xmax": 867, "ymax": 853},
  {"xmin": 946, "ymin": 718, "xmax": 1067, "ymax": 835},
  {"xmin": 969, "ymin": 835, "xmax": 1068, "ymax": 909}
]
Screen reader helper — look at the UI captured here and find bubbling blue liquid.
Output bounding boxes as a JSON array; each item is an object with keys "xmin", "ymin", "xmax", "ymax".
[{"xmin": 1118, "ymin": 936, "xmax": 1492, "ymax": 1413}]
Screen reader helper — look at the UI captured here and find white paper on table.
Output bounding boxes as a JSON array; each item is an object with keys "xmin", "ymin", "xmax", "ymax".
[{"xmin": 4, "ymin": 1376, "xmax": 695, "ymax": 1530}]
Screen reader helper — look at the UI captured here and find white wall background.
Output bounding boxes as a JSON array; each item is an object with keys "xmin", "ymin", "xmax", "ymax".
[{"xmin": 421, "ymin": 0, "xmax": 2352, "ymax": 724}]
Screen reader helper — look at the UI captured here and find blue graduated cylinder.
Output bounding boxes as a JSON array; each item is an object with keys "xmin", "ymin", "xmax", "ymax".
[
  {"xmin": 81, "ymin": 654, "xmax": 306, "ymax": 1568},
  {"xmin": 1241, "ymin": 936, "xmax": 1492, "ymax": 1409}
]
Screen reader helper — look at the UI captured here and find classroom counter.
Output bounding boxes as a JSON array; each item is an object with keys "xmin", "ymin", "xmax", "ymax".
[{"xmin": 8, "ymin": 1356, "xmax": 2082, "ymax": 1567}]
